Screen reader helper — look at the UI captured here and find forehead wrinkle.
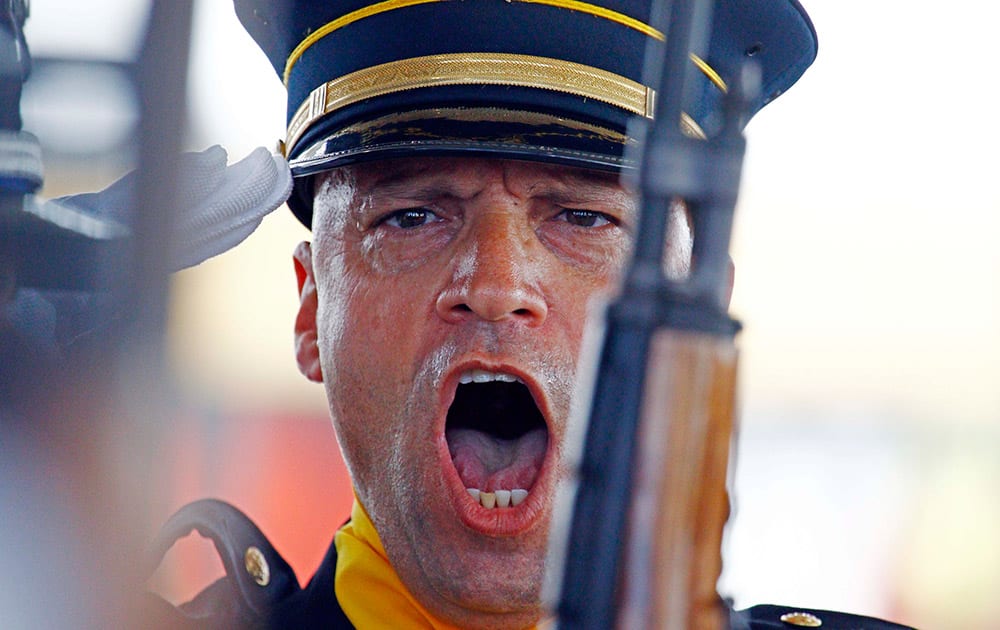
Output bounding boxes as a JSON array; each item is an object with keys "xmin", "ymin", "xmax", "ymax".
[
  {"xmin": 373, "ymin": 183, "xmax": 466, "ymax": 204},
  {"xmin": 505, "ymin": 163, "xmax": 632, "ymax": 205},
  {"xmin": 363, "ymin": 159, "xmax": 436, "ymax": 187},
  {"xmin": 359, "ymin": 158, "xmax": 492, "ymax": 202}
]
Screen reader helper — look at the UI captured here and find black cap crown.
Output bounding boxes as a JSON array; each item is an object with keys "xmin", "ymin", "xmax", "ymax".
[{"xmin": 235, "ymin": 0, "xmax": 817, "ymax": 227}]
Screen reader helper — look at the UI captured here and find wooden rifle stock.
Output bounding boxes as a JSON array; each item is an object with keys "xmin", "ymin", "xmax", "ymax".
[
  {"xmin": 617, "ymin": 331, "xmax": 737, "ymax": 629},
  {"xmin": 551, "ymin": 0, "xmax": 754, "ymax": 627}
]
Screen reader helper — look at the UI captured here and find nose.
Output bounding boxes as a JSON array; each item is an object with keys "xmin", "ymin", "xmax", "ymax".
[{"xmin": 435, "ymin": 211, "xmax": 548, "ymax": 326}]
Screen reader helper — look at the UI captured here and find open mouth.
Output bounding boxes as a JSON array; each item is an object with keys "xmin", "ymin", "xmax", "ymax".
[{"xmin": 445, "ymin": 369, "xmax": 549, "ymax": 510}]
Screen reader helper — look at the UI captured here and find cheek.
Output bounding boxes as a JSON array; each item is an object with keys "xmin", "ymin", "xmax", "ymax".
[
  {"xmin": 552, "ymin": 248, "xmax": 629, "ymax": 317},
  {"xmin": 314, "ymin": 243, "xmax": 433, "ymax": 416},
  {"xmin": 314, "ymin": 231, "xmax": 400, "ymax": 349},
  {"xmin": 312, "ymin": 241, "xmax": 351, "ymax": 362},
  {"xmin": 315, "ymin": 271, "xmax": 398, "ymax": 480},
  {"xmin": 536, "ymin": 223, "xmax": 632, "ymax": 295},
  {"xmin": 359, "ymin": 225, "xmax": 456, "ymax": 275}
]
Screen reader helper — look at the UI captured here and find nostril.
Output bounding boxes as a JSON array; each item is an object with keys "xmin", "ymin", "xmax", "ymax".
[{"xmin": 435, "ymin": 268, "xmax": 549, "ymax": 325}]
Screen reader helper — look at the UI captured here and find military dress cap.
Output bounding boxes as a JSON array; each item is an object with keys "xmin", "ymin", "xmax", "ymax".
[{"xmin": 235, "ymin": 0, "xmax": 817, "ymax": 227}]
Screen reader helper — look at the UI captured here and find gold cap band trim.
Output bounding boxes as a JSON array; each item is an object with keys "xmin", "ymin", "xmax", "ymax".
[
  {"xmin": 286, "ymin": 52, "xmax": 655, "ymax": 154},
  {"xmin": 283, "ymin": 0, "xmax": 664, "ymax": 85}
]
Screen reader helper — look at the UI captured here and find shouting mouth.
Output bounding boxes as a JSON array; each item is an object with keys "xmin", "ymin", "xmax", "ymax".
[{"xmin": 442, "ymin": 367, "xmax": 551, "ymax": 533}]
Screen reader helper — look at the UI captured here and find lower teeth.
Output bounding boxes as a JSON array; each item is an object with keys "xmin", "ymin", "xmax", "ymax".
[{"xmin": 467, "ymin": 487, "xmax": 529, "ymax": 509}]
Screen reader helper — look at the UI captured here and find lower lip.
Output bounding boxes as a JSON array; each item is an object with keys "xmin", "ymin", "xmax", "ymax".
[{"xmin": 437, "ymin": 435, "xmax": 549, "ymax": 537}]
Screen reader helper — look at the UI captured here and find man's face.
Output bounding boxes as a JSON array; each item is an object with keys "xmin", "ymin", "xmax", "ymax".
[{"xmin": 294, "ymin": 157, "xmax": 688, "ymax": 628}]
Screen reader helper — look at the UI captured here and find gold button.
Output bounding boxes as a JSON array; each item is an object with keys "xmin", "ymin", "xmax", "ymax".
[
  {"xmin": 780, "ymin": 611, "xmax": 822, "ymax": 627},
  {"xmin": 244, "ymin": 546, "xmax": 270, "ymax": 587}
]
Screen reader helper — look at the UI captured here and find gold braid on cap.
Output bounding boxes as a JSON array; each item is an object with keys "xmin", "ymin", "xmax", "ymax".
[{"xmin": 286, "ymin": 52, "xmax": 658, "ymax": 154}]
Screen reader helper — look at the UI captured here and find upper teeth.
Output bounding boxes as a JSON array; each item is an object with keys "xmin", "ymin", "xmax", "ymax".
[{"xmin": 459, "ymin": 369, "xmax": 522, "ymax": 385}]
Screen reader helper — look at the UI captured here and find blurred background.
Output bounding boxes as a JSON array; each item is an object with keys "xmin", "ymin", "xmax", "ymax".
[{"xmin": 16, "ymin": 1, "xmax": 1000, "ymax": 628}]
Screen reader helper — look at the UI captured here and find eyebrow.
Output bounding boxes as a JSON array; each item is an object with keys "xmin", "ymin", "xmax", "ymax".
[{"xmin": 517, "ymin": 162, "xmax": 618, "ymax": 187}]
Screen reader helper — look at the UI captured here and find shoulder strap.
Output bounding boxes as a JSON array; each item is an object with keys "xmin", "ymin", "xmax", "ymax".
[
  {"xmin": 149, "ymin": 498, "xmax": 300, "ymax": 622},
  {"xmin": 735, "ymin": 604, "xmax": 916, "ymax": 629}
]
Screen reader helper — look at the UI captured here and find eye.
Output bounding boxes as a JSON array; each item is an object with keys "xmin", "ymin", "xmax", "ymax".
[
  {"xmin": 555, "ymin": 208, "xmax": 615, "ymax": 228},
  {"xmin": 381, "ymin": 207, "xmax": 441, "ymax": 229}
]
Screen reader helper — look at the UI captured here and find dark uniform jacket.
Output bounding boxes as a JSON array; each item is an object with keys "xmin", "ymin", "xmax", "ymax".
[{"xmin": 148, "ymin": 499, "xmax": 915, "ymax": 629}]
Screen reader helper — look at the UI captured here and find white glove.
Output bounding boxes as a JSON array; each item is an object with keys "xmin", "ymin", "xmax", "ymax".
[{"xmin": 60, "ymin": 145, "xmax": 292, "ymax": 271}]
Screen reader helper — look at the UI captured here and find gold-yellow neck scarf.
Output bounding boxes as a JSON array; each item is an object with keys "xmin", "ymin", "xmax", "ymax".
[
  {"xmin": 333, "ymin": 499, "xmax": 546, "ymax": 629},
  {"xmin": 334, "ymin": 499, "xmax": 465, "ymax": 629}
]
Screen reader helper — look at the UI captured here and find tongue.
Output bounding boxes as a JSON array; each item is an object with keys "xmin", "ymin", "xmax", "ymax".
[{"xmin": 446, "ymin": 427, "xmax": 547, "ymax": 491}]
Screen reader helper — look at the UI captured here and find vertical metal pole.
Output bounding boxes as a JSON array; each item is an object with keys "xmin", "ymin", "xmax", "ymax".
[{"xmin": 101, "ymin": 0, "xmax": 195, "ymax": 623}]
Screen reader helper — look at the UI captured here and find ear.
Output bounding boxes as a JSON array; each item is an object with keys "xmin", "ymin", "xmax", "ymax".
[{"xmin": 293, "ymin": 241, "xmax": 323, "ymax": 382}]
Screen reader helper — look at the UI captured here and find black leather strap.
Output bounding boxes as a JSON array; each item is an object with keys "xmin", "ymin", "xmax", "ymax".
[{"xmin": 149, "ymin": 498, "xmax": 299, "ymax": 621}]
